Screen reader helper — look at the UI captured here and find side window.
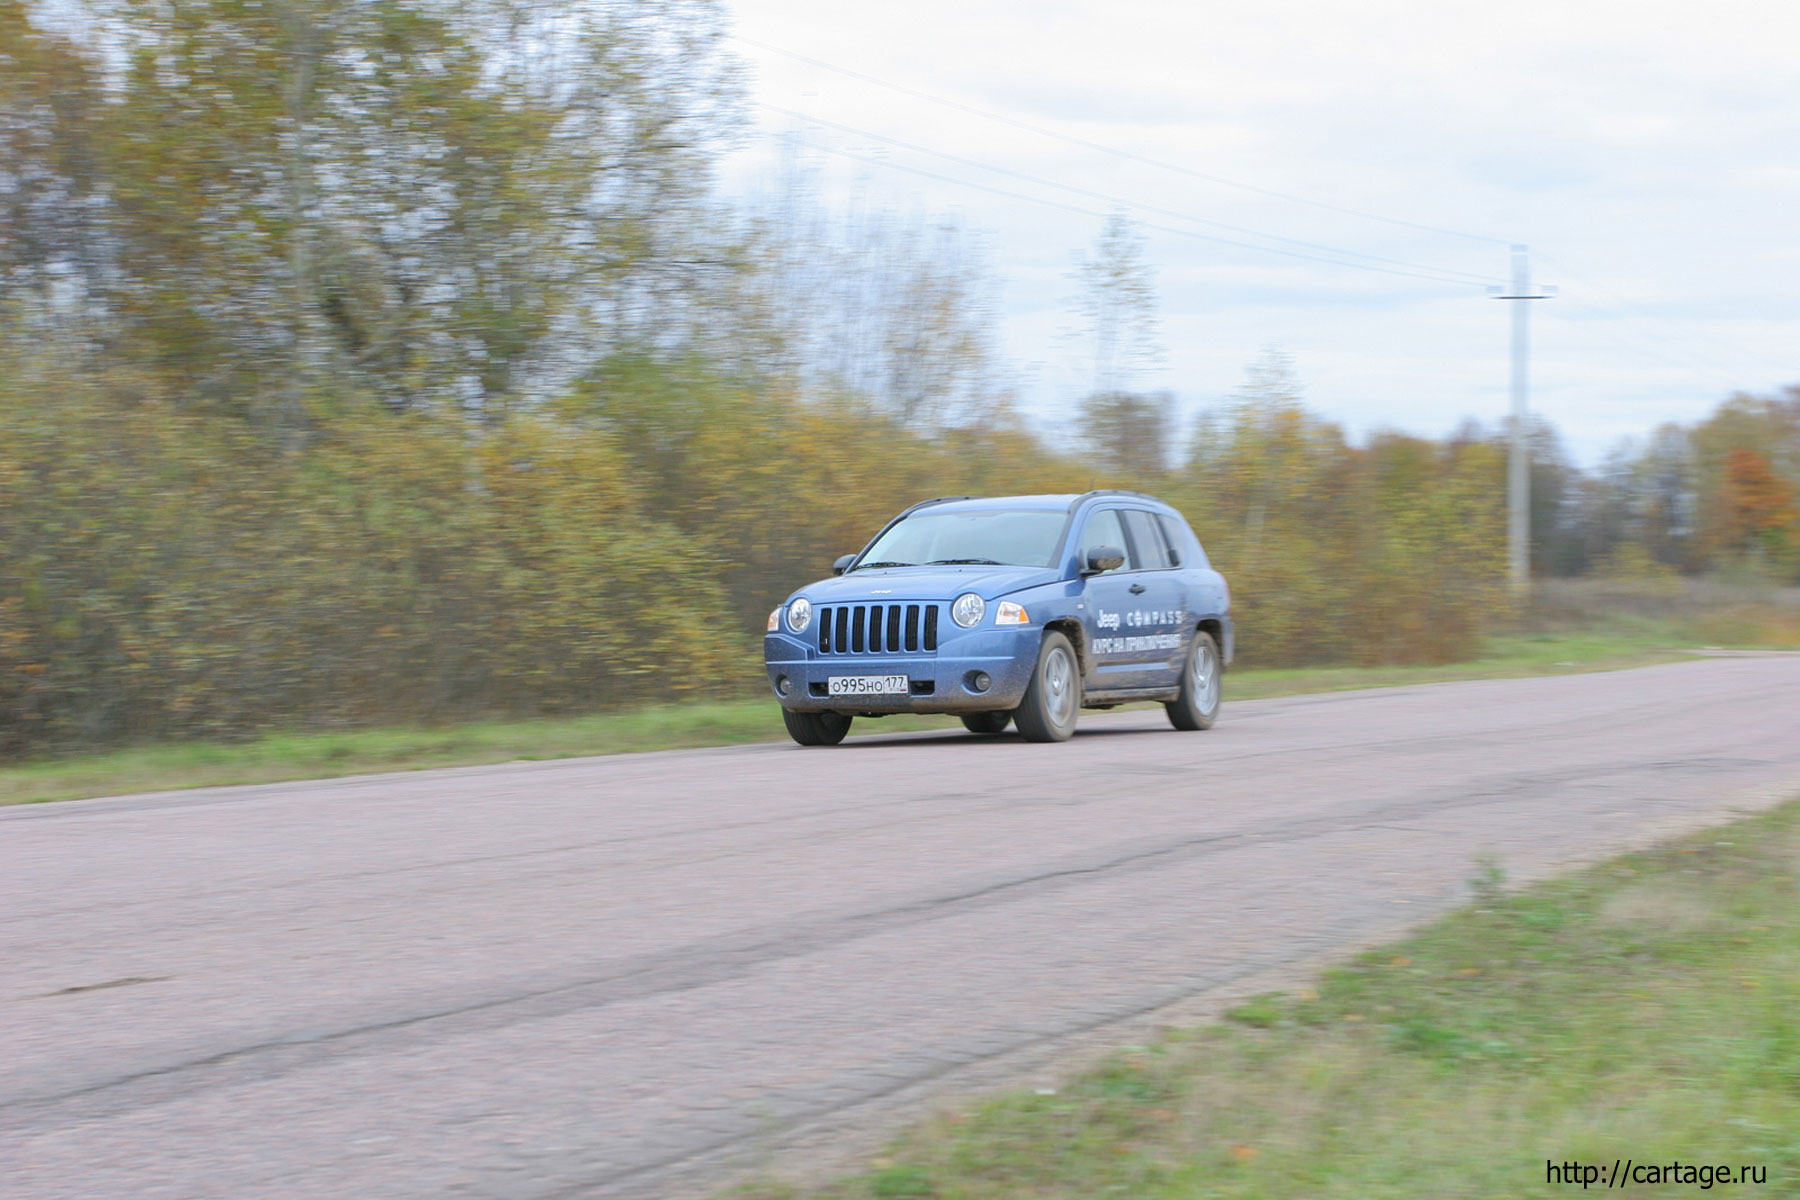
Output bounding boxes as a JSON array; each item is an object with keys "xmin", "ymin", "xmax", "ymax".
[
  {"xmin": 1122, "ymin": 510, "xmax": 1170, "ymax": 570},
  {"xmin": 1158, "ymin": 513, "xmax": 1208, "ymax": 568},
  {"xmin": 1078, "ymin": 509, "xmax": 1132, "ymax": 574},
  {"xmin": 1155, "ymin": 514, "xmax": 1185, "ymax": 567}
]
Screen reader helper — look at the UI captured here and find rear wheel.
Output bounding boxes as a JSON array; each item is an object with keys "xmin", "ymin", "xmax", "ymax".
[
  {"xmin": 960, "ymin": 710, "xmax": 1012, "ymax": 735},
  {"xmin": 1165, "ymin": 630, "xmax": 1222, "ymax": 731},
  {"xmin": 783, "ymin": 709, "xmax": 853, "ymax": 746},
  {"xmin": 1013, "ymin": 631, "xmax": 1080, "ymax": 743}
]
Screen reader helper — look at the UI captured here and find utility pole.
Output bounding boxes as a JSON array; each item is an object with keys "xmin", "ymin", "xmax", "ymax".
[{"xmin": 1491, "ymin": 245, "xmax": 1553, "ymax": 597}]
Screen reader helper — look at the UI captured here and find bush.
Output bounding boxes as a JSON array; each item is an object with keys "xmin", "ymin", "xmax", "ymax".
[{"xmin": 0, "ymin": 375, "xmax": 747, "ymax": 755}]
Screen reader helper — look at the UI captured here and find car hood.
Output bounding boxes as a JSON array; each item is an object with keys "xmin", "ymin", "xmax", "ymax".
[{"xmin": 792, "ymin": 564, "xmax": 1064, "ymax": 604}]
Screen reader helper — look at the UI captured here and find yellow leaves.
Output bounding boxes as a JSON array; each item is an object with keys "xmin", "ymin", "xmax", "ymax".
[
  {"xmin": 0, "ymin": 391, "xmax": 752, "ymax": 749},
  {"xmin": 1164, "ymin": 388, "xmax": 1510, "ymax": 669},
  {"xmin": 0, "ymin": 347, "xmax": 1526, "ymax": 752}
]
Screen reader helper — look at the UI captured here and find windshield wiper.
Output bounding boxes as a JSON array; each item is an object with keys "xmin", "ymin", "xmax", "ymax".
[
  {"xmin": 926, "ymin": 558, "xmax": 1003, "ymax": 565},
  {"xmin": 852, "ymin": 560, "xmax": 915, "ymax": 571}
]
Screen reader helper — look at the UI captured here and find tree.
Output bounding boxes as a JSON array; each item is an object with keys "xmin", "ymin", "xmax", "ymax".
[
  {"xmin": 0, "ymin": 2, "xmax": 107, "ymax": 320},
  {"xmin": 726, "ymin": 156, "xmax": 1001, "ymax": 426},
  {"xmin": 8, "ymin": 0, "xmax": 743, "ymax": 428},
  {"xmin": 1069, "ymin": 211, "xmax": 1166, "ymax": 472},
  {"xmin": 1079, "ymin": 389, "xmax": 1176, "ymax": 479},
  {"xmin": 1715, "ymin": 448, "xmax": 1797, "ymax": 565},
  {"xmin": 1070, "ymin": 211, "xmax": 1161, "ymax": 398},
  {"xmin": 1689, "ymin": 391, "xmax": 1800, "ymax": 576}
]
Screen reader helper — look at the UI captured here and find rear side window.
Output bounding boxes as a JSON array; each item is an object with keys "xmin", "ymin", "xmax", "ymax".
[
  {"xmin": 1157, "ymin": 513, "xmax": 1204, "ymax": 568},
  {"xmin": 1155, "ymin": 514, "xmax": 1183, "ymax": 566},
  {"xmin": 1121, "ymin": 510, "xmax": 1170, "ymax": 569}
]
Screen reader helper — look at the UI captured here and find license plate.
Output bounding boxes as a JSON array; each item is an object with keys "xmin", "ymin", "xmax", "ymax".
[{"xmin": 828, "ymin": 674, "xmax": 909, "ymax": 697}]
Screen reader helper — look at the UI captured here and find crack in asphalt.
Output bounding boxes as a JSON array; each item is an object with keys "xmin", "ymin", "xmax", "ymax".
[{"xmin": 21, "ymin": 976, "xmax": 173, "ymax": 1001}]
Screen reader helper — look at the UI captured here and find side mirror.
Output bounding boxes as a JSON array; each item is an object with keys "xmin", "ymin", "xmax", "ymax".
[
  {"xmin": 1083, "ymin": 545, "xmax": 1125, "ymax": 575},
  {"xmin": 832, "ymin": 553, "xmax": 857, "ymax": 576}
]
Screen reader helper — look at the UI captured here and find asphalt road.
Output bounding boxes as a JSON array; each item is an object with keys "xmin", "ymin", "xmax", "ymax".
[{"xmin": 6, "ymin": 655, "xmax": 1800, "ymax": 1199}]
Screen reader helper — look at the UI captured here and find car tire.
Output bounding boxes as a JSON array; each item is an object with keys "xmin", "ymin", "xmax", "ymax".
[
  {"xmin": 1013, "ymin": 631, "xmax": 1080, "ymax": 743},
  {"xmin": 783, "ymin": 709, "xmax": 852, "ymax": 746},
  {"xmin": 1165, "ymin": 630, "xmax": 1222, "ymax": 731},
  {"xmin": 960, "ymin": 711, "xmax": 1012, "ymax": 735}
]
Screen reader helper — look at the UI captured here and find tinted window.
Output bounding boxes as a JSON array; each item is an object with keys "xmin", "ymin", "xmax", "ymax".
[
  {"xmin": 1154, "ymin": 514, "xmax": 1184, "ymax": 566},
  {"xmin": 1122, "ymin": 510, "xmax": 1170, "ymax": 569},
  {"xmin": 1078, "ymin": 509, "xmax": 1132, "ymax": 574},
  {"xmin": 1157, "ymin": 513, "xmax": 1198, "ymax": 567},
  {"xmin": 856, "ymin": 509, "xmax": 1069, "ymax": 569}
]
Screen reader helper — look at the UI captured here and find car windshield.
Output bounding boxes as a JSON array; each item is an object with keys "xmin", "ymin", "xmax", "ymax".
[{"xmin": 854, "ymin": 509, "xmax": 1069, "ymax": 570}]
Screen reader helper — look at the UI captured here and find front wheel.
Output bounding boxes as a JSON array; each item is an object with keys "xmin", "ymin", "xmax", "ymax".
[
  {"xmin": 1165, "ymin": 630, "xmax": 1222, "ymax": 731},
  {"xmin": 783, "ymin": 709, "xmax": 852, "ymax": 746},
  {"xmin": 1013, "ymin": 631, "xmax": 1080, "ymax": 742},
  {"xmin": 960, "ymin": 710, "xmax": 1012, "ymax": 735}
]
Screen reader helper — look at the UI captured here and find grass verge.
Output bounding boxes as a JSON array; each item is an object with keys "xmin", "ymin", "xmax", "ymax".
[
  {"xmin": 0, "ymin": 626, "xmax": 1739, "ymax": 805},
  {"xmin": 728, "ymin": 800, "xmax": 1800, "ymax": 1200},
  {"xmin": 0, "ymin": 628, "xmax": 1713, "ymax": 805}
]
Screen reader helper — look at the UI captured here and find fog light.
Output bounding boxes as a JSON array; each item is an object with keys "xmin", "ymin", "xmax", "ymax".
[
  {"xmin": 776, "ymin": 675, "xmax": 794, "ymax": 696},
  {"xmin": 966, "ymin": 670, "xmax": 991, "ymax": 693}
]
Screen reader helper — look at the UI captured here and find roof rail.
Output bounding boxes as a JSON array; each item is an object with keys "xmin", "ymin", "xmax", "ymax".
[
  {"xmin": 1071, "ymin": 488, "xmax": 1163, "ymax": 506},
  {"xmin": 901, "ymin": 495, "xmax": 977, "ymax": 513}
]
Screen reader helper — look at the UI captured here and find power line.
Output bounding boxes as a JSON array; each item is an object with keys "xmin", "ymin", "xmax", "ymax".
[
  {"xmin": 1536, "ymin": 251, "xmax": 1794, "ymax": 385},
  {"xmin": 733, "ymin": 32, "xmax": 1513, "ymax": 250},
  {"xmin": 1541, "ymin": 307, "xmax": 1768, "ymax": 400},
  {"xmin": 759, "ymin": 128, "xmax": 1489, "ymax": 289},
  {"xmin": 757, "ymin": 102, "xmax": 1499, "ymax": 287}
]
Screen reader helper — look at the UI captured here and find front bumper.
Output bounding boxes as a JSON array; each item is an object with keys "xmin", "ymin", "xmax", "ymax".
[{"xmin": 764, "ymin": 625, "xmax": 1040, "ymax": 713}]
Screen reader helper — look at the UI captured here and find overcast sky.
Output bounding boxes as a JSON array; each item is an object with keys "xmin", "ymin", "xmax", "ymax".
[{"xmin": 717, "ymin": 0, "xmax": 1798, "ymax": 465}]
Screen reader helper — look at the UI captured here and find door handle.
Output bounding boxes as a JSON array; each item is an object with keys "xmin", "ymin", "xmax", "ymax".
[{"xmin": 1128, "ymin": 583, "xmax": 1146, "ymax": 594}]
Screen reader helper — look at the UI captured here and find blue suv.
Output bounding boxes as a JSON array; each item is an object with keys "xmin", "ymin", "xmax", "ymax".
[{"xmin": 764, "ymin": 491, "xmax": 1233, "ymax": 745}]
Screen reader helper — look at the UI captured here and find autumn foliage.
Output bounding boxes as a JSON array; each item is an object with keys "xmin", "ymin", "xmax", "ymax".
[
  {"xmin": 1714, "ymin": 449, "xmax": 1798, "ymax": 562},
  {"xmin": 0, "ymin": 350, "xmax": 1519, "ymax": 754},
  {"xmin": 0, "ymin": 1, "xmax": 1792, "ymax": 757}
]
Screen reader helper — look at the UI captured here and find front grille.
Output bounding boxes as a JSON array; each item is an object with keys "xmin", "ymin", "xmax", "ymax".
[{"xmin": 817, "ymin": 603, "xmax": 938, "ymax": 654}]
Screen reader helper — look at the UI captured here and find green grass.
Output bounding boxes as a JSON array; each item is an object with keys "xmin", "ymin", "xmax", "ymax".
[
  {"xmin": 0, "ymin": 625, "xmax": 1736, "ymax": 805},
  {"xmin": 728, "ymin": 801, "xmax": 1800, "ymax": 1200},
  {"xmin": 0, "ymin": 627, "xmax": 1714, "ymax": 805},
  {"xmin": 1222, "ymin": 628, "xmax": 1699, "ymax": 701},
  {"xmin": 0, "ymin": 701, "xmax": 976, "ymax": 805}
]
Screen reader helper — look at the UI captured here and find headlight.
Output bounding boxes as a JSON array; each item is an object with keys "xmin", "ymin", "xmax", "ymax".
[
  {"xmin": 994, "ymin": 600, "xmax": 1028, "ymax": 625},
  {"xmin": 767, "ymin": 607, "xmax": 781, "ymax": 632},
  {"xmin": 951, "ymin": 592, "xmax": 985, "ymax": 628},
  {"xmin": 787, "ymin": 597, "xmax": 812, "ymax": 633}
]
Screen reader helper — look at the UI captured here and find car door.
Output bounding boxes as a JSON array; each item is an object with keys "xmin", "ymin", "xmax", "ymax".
[
  {"xmin": 1117, "ymin": 509, "xmax": 1189, "ymax": 689},
  {"xmin": 1075, "ymin": 507, "xmax": 1170, "ymax": 691}
]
